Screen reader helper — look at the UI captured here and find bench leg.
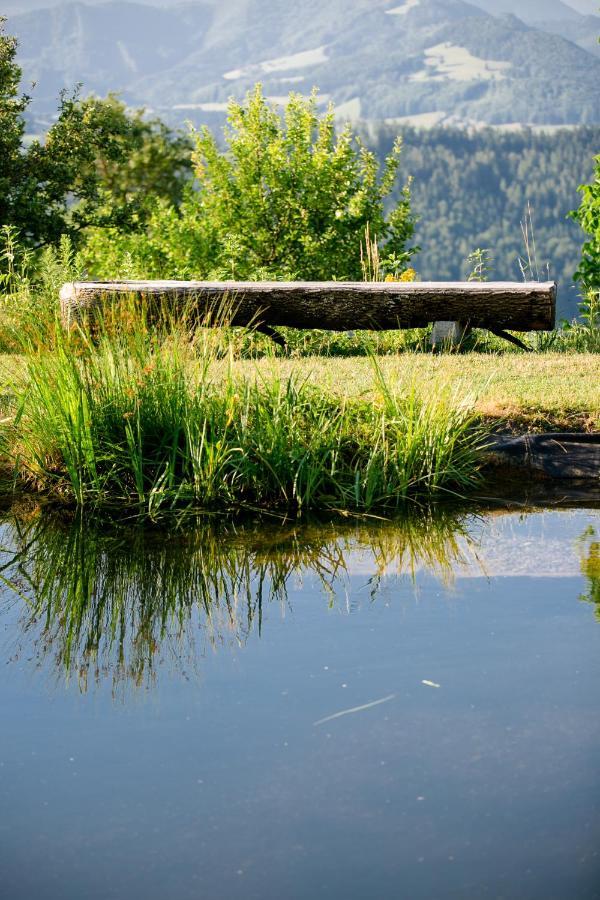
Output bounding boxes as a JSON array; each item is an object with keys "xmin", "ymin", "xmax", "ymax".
[
  {"xmin": 255, "ymin": 323, "xmax": 287, "ymax": 349},
  {"xmin": 431, "ymin": 322, "xmax": 532, "ymax": 352},
  {"xmin": 488, "ymin": 328, "xmax": 532, "ymax": 352},
  {"xmin": 430, "ymin": 321, "xmax": 470, "ymax": 350}
]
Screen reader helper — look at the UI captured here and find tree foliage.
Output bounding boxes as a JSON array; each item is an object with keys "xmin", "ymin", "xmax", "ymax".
[
  {"xmin": 0, "ymin": 18, "xmax": 191, "ymax": 249},
  {"xmin": 191, "ymin": 86, "xmax": 416, "ymax": 279},
  {"xmin": 368, "ymin": 123, "xmax": 599, "ymax": 315},
  {"xmin": 571, "ymin": 154, "xmax": 600, "ymax": 294},
  {"xmin": 82, "ymin": 86, "xmax": 417, "ymax": 281}
]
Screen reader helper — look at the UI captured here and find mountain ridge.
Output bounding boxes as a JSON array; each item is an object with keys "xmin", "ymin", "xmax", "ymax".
[{"xmin": 6, "ymin": 0, "xmax": 600, "ymax": 129}]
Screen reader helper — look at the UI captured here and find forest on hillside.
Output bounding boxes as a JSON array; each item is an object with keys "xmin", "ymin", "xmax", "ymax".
[{"xmin": 368, "ymin": 125, "xmax": 599, "ymax": 316}]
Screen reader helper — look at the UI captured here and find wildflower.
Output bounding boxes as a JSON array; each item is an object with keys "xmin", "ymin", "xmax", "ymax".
[{"xmin": 384, "ymin": 268, "xmax": 417, "ymax": 283}]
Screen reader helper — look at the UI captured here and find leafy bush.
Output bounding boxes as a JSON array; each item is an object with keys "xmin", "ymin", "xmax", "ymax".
[
  {"xmin": 571, "ymin": 153, "xmax": 600, "ymax": 295},
  {"xmin": 81, "ymin": 86, "xmax": 417, "ymax": 281}
]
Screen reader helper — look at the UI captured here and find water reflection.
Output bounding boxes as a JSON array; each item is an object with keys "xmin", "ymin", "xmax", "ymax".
[
  {"xmin": 578, "ymin": 524, "xmax": 600, "ymax": 617},
  {"xmin": 1, "ymin": 507, "xmax": 600, "ymax": 899},
  {"xmin": 2, "ymin": 506, "xmax": 598, "ymax": 696},
  {"xmin": 0, "ymin": 508, "xmax": 473, "ymax": 693}
]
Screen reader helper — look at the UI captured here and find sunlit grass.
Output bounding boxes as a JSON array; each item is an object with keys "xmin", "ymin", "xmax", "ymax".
[
  {"xmin": 221, "ymin": 353, "xmax": 600, "ymax": 432},
  {"xmin": 0, "ymin": 312, "xmax": 486, "ymax": 517}
]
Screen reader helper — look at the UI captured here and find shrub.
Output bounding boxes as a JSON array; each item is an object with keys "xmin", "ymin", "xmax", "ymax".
[
  {"xmin": 81, "ymin": 86, "xmax": 417, "ymax": 281},
  {"xmin": 0, "ymin": 313, "xmax": 484, "ymax": 517},
  {"xmin": 571, "ymin": 153, "xmax": 600, "ymax": 294}
]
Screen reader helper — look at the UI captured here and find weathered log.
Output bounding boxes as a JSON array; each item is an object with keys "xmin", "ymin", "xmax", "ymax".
[{"xmin": 59, "ymin": 280, "xmax": 556, "ymax": 332}]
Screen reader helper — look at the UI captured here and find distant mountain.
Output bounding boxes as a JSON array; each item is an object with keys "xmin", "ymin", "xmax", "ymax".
[
  {"xmin": 531, "ymin": 13, "xmax": 600, "ymax": 57},
  {"xmin": 4, "ymin": 0, "xmax": 598, "ymax": 14},
  {"xmin": 7, "ymin": 0, "xmax": 600, "ymax": 130},
  {"xmin": 469, "ymin": 0, "xmax": 600, "ymax": 57},
  {"xmin": 548, "ymin": 0, "xmax": 599, "ymax": 13},
  {"xmin": 471, "ymin": 0, "xmax": 582, "ymax": 21},
  {"xmin": 4, "ymin": 0, "xmax": 598, "ymax": 18}
]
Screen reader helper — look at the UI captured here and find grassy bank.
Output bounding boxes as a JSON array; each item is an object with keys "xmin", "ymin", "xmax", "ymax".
[
  {"xmin": 2, "ymin": 348, "xmax": 599, "ymax": 434},
  {"xmin": 0, "ymin": 323, "xmax": 486, "ymax": 517},
  {"xmin": 0, "ymin": 326, "xmax": 598, "ymax": 519}
]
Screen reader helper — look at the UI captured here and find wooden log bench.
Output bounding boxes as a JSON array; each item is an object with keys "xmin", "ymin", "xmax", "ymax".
[{"xmin": 59, "ymin": 280, "xmax": 557, "ymax": 349}]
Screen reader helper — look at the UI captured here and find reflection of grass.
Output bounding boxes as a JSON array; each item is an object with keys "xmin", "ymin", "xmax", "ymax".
[
  {"xmin": 0, "ymin": 507, "xmax": 473, "ymax": 693},
  {"xmin": 577, "ymin": 525, "xmax": 600, "ymax": 617}
]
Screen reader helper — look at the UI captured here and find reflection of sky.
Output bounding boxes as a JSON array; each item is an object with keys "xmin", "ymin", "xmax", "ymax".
[
  {"xmin": 344, "ymin": 510, "xmax": 599, "ymax": 579},
  {"xmin": 0, "ymin": 509, "xmax": 599, "ymax": 900}
]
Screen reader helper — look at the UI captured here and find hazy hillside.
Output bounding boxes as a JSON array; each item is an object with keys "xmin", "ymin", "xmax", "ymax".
[
  {"xmin": 473, "ymin": 0, "xmax": 582, "ymax": 20},
  {"xmin": 7, "ymin": 0, "xmax": 600, "ymax": 130},
  {"xmin": 564, "ymin": 0, "xmax": 600, "ymax": 12},
  {"xmin": 4, "ymin": 0, "xmax": 598, "ymax": 18}
]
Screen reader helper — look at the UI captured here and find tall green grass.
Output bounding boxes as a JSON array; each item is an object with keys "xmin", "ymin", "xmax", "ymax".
[{"xmin": 0, "ymin": 308, "xmax": 486, "ymax": 517}]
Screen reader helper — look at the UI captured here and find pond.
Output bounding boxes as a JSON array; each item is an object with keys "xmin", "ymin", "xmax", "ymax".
[{"xmin": 0, "ymin": 505, "xmax": 599, "ymax": 900}]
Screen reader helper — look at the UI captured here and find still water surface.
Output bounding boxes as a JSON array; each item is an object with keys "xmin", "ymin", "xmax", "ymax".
[{"xmin": 0, "ymin": 507, "xmax": 599, "ymax": 899}]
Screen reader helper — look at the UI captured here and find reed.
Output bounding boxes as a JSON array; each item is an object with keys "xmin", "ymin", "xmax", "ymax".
[{"xmin": 0, "ymin": 306, "xmax": 486, "ymax": 517}]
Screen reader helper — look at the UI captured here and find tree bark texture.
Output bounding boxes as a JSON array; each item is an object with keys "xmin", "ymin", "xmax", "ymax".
[{"xmin": 59, "ymin": 280, "xmax": 556, "ymax": 331}]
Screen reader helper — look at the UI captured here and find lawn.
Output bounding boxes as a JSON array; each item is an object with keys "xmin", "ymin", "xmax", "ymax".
[
  {"xmin": 222, "ymin": 352, "xmax": 600, "ymax": 433},
  {"xmin": 2, "ymin": 351, "xmax": 599, "ymax": 435}
]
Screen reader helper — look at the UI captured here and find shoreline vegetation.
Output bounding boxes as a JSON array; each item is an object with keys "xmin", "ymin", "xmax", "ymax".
[
  {"xmin": 0, "ymin": 311, "xmax": 488, "ymax": 517},
  {"xmin": 0, "ymin": 296, "xmax": 597, "ymax": 520}
]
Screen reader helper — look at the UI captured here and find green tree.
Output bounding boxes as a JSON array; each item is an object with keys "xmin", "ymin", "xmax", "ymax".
[
  {"xmin": 571, "ymin": 154, "xmax": 600, "ymax": 294},
  {"xmin": 82, "ymin": 85, "xmax": 417, "ymax": 281},
  {"xmin": 73, "ymin": 95, "xmax": 192, "ymax": 223},
  {"xmin": 191, "ymin": 85, "xmax": 416, "ymax": 279},
  {"xmin": 366, "ymin": 122, "xmax": 598, "ymax": 317},
  {"xmin": 0, "ymin": 18, "xmax": 191, "ymax": 249}
]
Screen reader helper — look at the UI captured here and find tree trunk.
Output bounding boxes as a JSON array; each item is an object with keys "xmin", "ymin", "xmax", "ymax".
[{"xmin": 59, "ymin": 280, "xmax": 556, "ymax": 332}]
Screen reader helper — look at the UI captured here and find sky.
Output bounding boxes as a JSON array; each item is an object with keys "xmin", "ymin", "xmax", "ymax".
[
  {"xmin": 565, "ymin": 0, "xmax": 599, "ymax": 12},
  {"xmin": 3, "ymin": 0, "xmax": 599, "ymax": 10}
]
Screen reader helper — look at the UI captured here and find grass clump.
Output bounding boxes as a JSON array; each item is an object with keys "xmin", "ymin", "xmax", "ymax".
[
  {"xmin": 0, "ymin": 314, "xmax": 485, "ymax": 517},
  {"xmin": 230, "ymin": 353, "xmax": 600, "ymax": 433}
]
